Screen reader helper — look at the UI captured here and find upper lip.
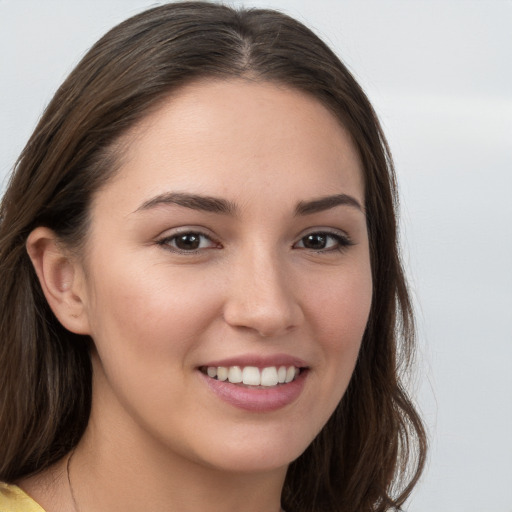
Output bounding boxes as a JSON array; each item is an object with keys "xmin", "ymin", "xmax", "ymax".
[{"xmin": 200, "ymin": 353, "xmax": 308, "ymax": 369}]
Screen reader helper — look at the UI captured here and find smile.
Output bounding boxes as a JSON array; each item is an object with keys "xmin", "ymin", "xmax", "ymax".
[
  {"xmin": 198, "ymin": 361, "xmax": 308, "ymax": 412},
  {"xmin": 201, "ymin": 365, "xmax": 301, "ymax": 387}
]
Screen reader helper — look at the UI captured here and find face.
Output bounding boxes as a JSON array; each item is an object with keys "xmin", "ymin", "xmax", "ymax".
[{"xmin": 77, "ymin": 79, "xmax": 372, "ymax": 474}]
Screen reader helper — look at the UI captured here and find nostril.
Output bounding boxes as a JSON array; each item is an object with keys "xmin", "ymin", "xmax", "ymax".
[
  {"xmin": 223, "ymin": 302, "xmax": 302, "ymax": 338},
  {"xmin": 222, "ymin": 261, "xmax": 304, "ymax": 336}
]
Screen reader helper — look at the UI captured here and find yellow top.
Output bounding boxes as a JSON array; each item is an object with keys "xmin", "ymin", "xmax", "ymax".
[{"xmin": 0, "ymin": 483, "xmax": 46, "ymax": 512}]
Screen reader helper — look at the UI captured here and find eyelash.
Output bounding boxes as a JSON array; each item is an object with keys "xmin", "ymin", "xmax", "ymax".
[
  {"xmin": 157, "ymin": 230, "xmax": 353, "ymax": 254},
  {"xmin": 157, "ymin": 231, "xmax": 219, "ymax": 253},
  {"xmin": 293, "ymin": 231, "xmax": 354, "ymax": 253}
]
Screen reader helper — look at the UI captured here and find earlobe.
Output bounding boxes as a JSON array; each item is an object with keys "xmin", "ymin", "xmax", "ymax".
[{"xmin": 26, "ymin": 227, "xmax": 91, "ymax": 335}]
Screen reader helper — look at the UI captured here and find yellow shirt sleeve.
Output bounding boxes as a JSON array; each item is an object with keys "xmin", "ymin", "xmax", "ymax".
[{"xmin": 0, "ymin": 483, "xmax": 46, "ymax": 512}]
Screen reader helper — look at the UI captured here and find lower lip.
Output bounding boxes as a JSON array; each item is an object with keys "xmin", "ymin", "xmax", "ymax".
[{"xmin": 199, "ymin": 370, "xmax": 307, "ymax": 412}]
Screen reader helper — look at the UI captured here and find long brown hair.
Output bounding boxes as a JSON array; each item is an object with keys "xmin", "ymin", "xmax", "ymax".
[{"xmin": 0, "ymin": 2, "xmax": 426, "ymax": 510}]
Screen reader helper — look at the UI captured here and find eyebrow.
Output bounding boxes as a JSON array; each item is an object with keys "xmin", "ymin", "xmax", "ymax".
[
  {"xmin": 295, "ymin": 194, "xmax": 364, "ymax": 215},
  {"xmin": 134, "ymin": 192, "xmax": 363, "ymax": 216},
  {"xmin": 135, "ymin": 192, "xmax": 237, "ymax": 215}
]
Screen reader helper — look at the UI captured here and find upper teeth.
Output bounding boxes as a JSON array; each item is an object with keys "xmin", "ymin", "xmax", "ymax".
[{"xmin": 205, "ymin": 365, "xmax": 299, "ymax": 387}]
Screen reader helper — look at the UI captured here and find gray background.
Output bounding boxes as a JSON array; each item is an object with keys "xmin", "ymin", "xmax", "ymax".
[{"xmin": 1, "ymin": 1, "xmax": 511, "ymax": 510}]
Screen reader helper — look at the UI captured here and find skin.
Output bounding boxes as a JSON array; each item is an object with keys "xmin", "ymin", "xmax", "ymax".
[{"xmin": 24, "ymin": 79, "xmax": 372, "ymax": 512}]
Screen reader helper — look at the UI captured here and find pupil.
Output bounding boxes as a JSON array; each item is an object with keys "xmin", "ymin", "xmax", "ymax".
[
  {"xmin": 176, "ymin": 234, "xmax": 200, "ymax": 250},
  {"xmin": 304, "ymin": 234, "xmax": 326, "ymax": 250}
]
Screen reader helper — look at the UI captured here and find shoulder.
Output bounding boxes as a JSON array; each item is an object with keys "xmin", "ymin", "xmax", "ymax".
[{"xmin": 0, "ymin": 483, "xmax": 46, "ymax": 512}]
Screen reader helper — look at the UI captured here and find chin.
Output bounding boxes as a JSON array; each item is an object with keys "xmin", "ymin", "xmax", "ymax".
[{"xmin": 186, "ymin": 426, "xmax": 315, "ymax": 475}]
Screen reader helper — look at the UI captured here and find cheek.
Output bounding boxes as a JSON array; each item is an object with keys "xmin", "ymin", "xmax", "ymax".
[
  {"xmin": 302, "ymin": 259, "xmax": 372, "ymax": 396},
  {"xmin": 84, "ymin": 261, "xmax": 222, "ymax": 362},
  {"xmin": 305, "ymin": 261, "xmax": 373, "ymax": 343},
  {"xmin": 84, "ymin": 264, "xmax": 219, "ymax": 427}
]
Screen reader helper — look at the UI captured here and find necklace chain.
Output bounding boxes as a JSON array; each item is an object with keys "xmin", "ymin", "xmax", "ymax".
[{"xmin": 66, "ymin": 449, "xmax": 81, "ymax": 512}]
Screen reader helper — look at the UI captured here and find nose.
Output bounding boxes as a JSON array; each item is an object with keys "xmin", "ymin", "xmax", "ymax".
[{"xmin": 222, "ymin": 248, "xmax": 304, "ymax": 338}]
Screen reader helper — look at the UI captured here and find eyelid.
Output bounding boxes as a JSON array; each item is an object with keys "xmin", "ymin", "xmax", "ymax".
[
  {"xmin": 156, "ymin": 227, "xmax": 221, "ymax": 253},
  {"xmin": 293, "ymin": 228, "xmax": 354, "ymax": 251}
]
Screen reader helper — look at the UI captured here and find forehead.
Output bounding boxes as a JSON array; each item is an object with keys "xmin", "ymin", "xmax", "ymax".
[{"xmin": 95, "ymin": 79, "xmax": 364, "ymax": 213}]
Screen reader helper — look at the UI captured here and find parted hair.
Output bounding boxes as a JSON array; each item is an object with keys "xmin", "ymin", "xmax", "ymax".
[{"xmin": 0, "ymin": 2, "xmax": 426, "ymax": 511}]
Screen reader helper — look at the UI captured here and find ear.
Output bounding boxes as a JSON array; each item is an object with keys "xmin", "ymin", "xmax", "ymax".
[{"xmin": 26, "ymin": 227, "xmax": 91, "ymax": 335}]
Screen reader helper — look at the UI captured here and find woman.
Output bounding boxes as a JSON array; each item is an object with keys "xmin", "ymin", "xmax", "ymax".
[{"xmin": 0, "ymin": 2, "xmax": 426, "ymax": 511}]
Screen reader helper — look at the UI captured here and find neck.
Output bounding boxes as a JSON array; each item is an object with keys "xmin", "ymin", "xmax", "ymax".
[{"xmin": 68, "ymin": 418, "xmax": 286, "ymax": 512}]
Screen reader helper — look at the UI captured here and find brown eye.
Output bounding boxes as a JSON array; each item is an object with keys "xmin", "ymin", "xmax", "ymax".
[
  {"xmin": 159, "ymin": 232, "xmax": 218, "ymax": 252},
  {"xmin": 301, "ymin": 234, "xmax": 329, "ymax": 250},
  {"xmin": 175, "ymin": 233, "xmax": 201, "ymax": 250},
  {"xmin": 294, "ymin": 232, "xmax": 353, "ymax": 252}
]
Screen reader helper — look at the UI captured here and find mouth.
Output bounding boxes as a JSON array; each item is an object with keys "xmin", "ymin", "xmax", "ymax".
[{"xmin": 199, "ymin": 365, "xmax": 305, "ymax": 388}]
